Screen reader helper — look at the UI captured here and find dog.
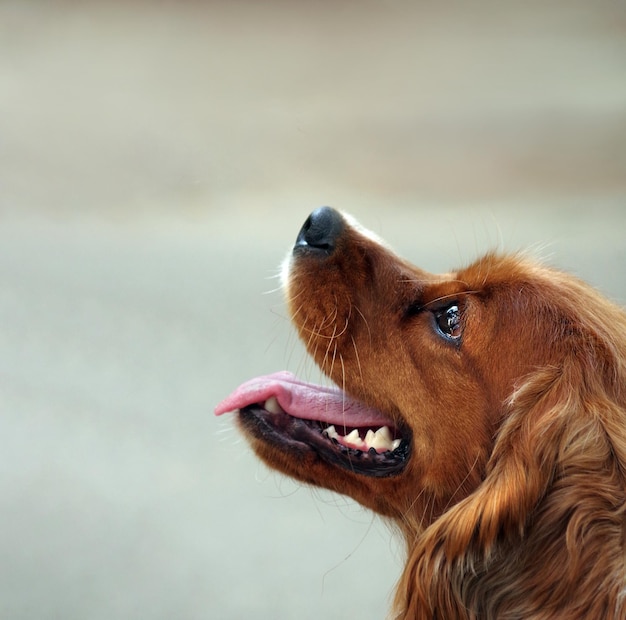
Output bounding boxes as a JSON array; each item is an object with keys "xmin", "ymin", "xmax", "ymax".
[{"xmin": 216, "ymin": 207, "xmax": 626, "ymax": 619}]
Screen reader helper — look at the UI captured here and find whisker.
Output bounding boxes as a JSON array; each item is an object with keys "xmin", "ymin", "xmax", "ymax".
[
  {"xmin": 400, "ymin": 486, "xmax": 429, "ymax": 534},
  {"xmin": 319, "ymin": 511, "xmax": 377, "ymax": 595},
  {"xmin": 351, "ymin": 334, "xmax": 366, "ymax": 396},
  {"xmin": 262, "ymin": 280, "xmax": 286, "ymax": 295},
  {"xmin": 353, "ymin": 304, "xmax": 372, "ymax": 347},
  {"xmin": 441, "ymin": 454, "xmax": 481, "ymax": 514},
  {"xmin": 419, "ymin": 289, "xmax": 480, "ymax": 309},
  {"xmin": 288, "ymin": 299, "xmax": 306, "ymax": 320},
  {"xmin": 326, "ymin": 330, "xmax": 338, "ymax": 384}
]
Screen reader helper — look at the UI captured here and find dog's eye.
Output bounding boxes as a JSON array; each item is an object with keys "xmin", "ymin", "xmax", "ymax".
[{"xmin": 434, "ymin": 305, "xmax": 461, "ymax": 341}]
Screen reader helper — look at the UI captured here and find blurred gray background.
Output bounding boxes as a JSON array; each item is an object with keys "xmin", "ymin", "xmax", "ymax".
[{"xmin": 1, "ymin": 1, "xmax": 625, "ymax": 618}]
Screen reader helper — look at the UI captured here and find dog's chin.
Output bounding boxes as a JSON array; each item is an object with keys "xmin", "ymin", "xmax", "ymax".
[{"xmin": 238, "ymin": 404, "xmax": 411, "ymax": 478}]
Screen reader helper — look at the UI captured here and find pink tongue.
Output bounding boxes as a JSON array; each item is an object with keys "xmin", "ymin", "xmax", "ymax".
[{"xmin": 215, "ymin": 371, "xmax": 393, "ymax": 427}]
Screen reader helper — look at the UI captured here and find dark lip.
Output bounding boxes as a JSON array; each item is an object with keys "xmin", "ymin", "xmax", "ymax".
[{"xmin": 238, "ymin": 404, "xmax": 411, "ymax": 478}]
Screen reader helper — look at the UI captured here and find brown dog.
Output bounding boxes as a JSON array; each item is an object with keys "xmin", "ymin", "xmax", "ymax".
[{"xmin": 216, "ymin": 207, "xmax": 626, "ymax": 619}]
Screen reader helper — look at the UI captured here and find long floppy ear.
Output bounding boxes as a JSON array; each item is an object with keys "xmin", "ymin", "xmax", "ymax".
[{"xmin": 394, "ymin": 359, "xmax": 626, "ymax": 619}]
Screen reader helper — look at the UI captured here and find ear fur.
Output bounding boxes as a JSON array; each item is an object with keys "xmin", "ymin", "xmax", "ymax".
[{"xmin": 394, "ymin": 359, "xmax": 626, "ymax": 619}]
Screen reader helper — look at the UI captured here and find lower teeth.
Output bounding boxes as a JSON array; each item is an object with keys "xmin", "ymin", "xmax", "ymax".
[{"xmin": 322, "ymin": 424, "xmax": 401, "ymax": 453}]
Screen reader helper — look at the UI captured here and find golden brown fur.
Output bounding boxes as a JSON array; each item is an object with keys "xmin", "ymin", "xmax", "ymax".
[{"xmin": 229, "ymin": 210, "xmax": 626, "ymax": 618}]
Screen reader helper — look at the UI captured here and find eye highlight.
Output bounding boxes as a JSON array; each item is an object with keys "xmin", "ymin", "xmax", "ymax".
[{"xmin": 433, "ymin": 304, "xmax": 462, "ymax": 341}]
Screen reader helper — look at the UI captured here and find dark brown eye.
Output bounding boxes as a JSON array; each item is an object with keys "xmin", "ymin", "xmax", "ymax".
[{"xmin": 434, "ymin": 305, "xmax": 461, "ymax": 341}]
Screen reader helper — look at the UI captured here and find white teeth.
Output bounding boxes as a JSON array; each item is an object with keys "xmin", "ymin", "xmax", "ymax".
[
  {"xmin": 345, "ymin": 429, "xmax": 361, "ymax": 443},
  {"xmin": 323, "ymin": 425, "xmax": 339, "ymax": 440},
  {"xmin": 264, "ymin": 396, "xmax": 284, "ymax": 415},
  {"xmin": 376, "ymin": 425, "xmax": 393, "ymax": 443},
  {"xmin": 322, "ymin": 424, "xmax": 402, "ymax": 454},
  {"xmin": 342, "ymin": 429, "xmax": 366, "ymax": 450},
  {"xmin": 364, "ymin": 425, "xmax": 395, "ymax": 453}
]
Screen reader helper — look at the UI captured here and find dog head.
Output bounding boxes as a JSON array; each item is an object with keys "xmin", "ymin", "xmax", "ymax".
[{"xmin": 217, "ymin": 208, "xmax": 623, "ymax": 527}]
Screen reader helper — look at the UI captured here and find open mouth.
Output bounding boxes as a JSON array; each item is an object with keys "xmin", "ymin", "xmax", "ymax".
[{"xmin": 215, "ymin": 371, "xmax": 410, "ymax": 477}]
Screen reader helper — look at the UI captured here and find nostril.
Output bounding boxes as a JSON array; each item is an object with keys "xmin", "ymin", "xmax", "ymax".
[{"xmin": 295, "ymin": 206, "xmax": 344, "ymax": 255}]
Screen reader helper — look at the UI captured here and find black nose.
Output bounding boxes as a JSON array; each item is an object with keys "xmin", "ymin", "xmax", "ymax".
[{"xmin": 295, "ymin": 207, "xmax": 344, "ymax": 255}]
